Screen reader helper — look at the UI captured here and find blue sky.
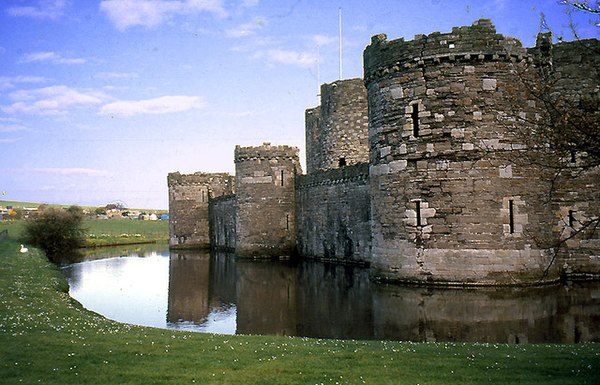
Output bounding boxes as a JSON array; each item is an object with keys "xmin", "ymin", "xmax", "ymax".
[{"xmin": 0, "ymin": 0, "xmax": 597, "ymax": 209}]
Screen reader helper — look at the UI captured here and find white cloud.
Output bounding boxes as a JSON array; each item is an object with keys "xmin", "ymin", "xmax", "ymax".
[
  {"xmin": 99, "ymin": 95, "xmax": 205, "ymax": 116},
  {"xmin": 6, "ymin": 0, "xmax": 69, "ymax": 19},
  {"xmin": 95, "ymin": 72, "xmax": 140, "ymax": 80},
  {"xmin": 225, "ymin": 19, "xmax": 266, "ymax": 38},
  {"xmin": 312, "ymin": 34, "xmax": 337, "ymax": 47},
  {"xmin": 241, "ymin": 0, "xmax": 259, "ymax": 8},
  {"xmin": 29, "ymin": 168, "xmax": 113, "ymax": 177},
  {"xmin": 2, "ymin": 85, "xmax": 106, "ymax": 115},
  {"xmin": 21, "ymin": 51, "xmax": 86, "ymax": 65},
  {"xmin": 0, "ymin": 123, "xmax": 28, "ymax": 133},
  {"xmin": 0, "ymin": 138, "xmax": 22, "ymax": 144},
  {"xmin": 100, "ymin": 0, "xmax": 227, "ymax": 31},
  {"xmin": 0, "ymin": 75, "xmax": 47, "ymax": 90},
  {"xmin": 267, "ymin": 49, "xmax": 316, "ymax": 69},
  {"xmin": 230, "ymin": 35, "xmax": 277, "ymax": 53}
]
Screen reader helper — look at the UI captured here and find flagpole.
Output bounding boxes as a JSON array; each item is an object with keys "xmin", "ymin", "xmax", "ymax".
[
  {"xmin": 317, "ymin": 45, "xmax": 321, "ymax": 103},
  {"xmin": 338, "ymin": 7, "xmax": 343, "ymax": 80}
]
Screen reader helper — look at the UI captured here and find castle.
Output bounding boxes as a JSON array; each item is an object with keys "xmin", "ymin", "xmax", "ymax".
[{"xmin": 168, "ymin": 19, "xmax": 600, "ymax": 286}]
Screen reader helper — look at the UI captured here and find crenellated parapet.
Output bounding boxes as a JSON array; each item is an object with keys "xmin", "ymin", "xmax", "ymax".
[
  {"xmin": 234, "ymin": 142, "xmax": 301, "ymax": 164},
  {"xmin": 364, "ymin": 19, "xmax": 527, "ymax": 84},
  {"xmin": 296, "ymin": 163, "xmax": 369, "ymax": 190}
]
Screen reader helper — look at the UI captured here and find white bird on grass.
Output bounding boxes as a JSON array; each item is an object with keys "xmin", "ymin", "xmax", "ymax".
[{"xmin": 19, "ymin": 244, "xmax": 28, "ymax": 253}]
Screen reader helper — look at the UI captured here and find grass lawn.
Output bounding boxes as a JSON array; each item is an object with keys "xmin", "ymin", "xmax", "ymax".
[
  {"xmin": 82, "ymin": 218, "xmax": 169, "ymax": 246},
  {"xmin": 0, "ymin": 239, "xmax": 598, "ymax": 384},
  {"xmin": 0, "ymin": 218, "xmax": 169, "ymax": 247}
]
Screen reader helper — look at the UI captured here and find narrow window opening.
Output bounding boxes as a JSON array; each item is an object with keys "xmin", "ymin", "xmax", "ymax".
[
  {"xmin": 415, "ymin": 201, "xmax": 422, "ymax": 227},
  {"xmin": 201, "ymin": 190, "xmax": 205, "ymax": 203},
  {"xmin": 509, "ymin": 199, "xmax": 515, "ymax": 234},
  {"xmin": 449, "ymin": 42, "xmax": 455, "ymax": 49},
  {"xmin": 286, "ymin": 214, "xmax": 290, "ymax": 231},
  {"xmin": 411, "ymin": 104, "xmax": 420, "ymax": 137},
  {"xmin": 338, "ymin": 157, "xmax": 346, "ymax": 167},
  {"xmin": 280, "ymin": 170, "xmax": 284, "ymax": 186},
  {"xmin": 570, "ymin": 150, "xmax": 576, "ymax": 163},
  {"xmin": 569, "ymin": 210, "xmax": 576, "ymax": 227}
]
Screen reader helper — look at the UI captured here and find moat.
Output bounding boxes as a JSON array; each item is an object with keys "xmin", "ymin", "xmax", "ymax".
[{"xmin": 62, "ymin": 243, "xmax": 599, "ymax": 343}]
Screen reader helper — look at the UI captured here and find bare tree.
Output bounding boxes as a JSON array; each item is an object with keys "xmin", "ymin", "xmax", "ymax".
[{"xmin": 497, "ymin": 2, "xmax": 600, "ymax": 276}]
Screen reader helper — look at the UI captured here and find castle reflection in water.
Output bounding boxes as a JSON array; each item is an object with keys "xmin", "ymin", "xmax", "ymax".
[{"xmin": 167, "ymin": 249, "xmax": 599, "ymax": 343}]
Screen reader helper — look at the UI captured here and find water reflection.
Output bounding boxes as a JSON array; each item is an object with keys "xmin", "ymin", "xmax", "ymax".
[
  {"xmin": 167, "ymin": 250, "xmax": 236, "ymax": 334},
  {"xmin": 63, "ymin": 245, "xmax": 600, "ymax": 343}
]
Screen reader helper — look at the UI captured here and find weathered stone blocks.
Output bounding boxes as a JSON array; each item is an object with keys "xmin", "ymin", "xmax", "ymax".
[
  {"xmin": 168, "ymin": 172, "xmax": 234, "ymax": 249},
  {"xmin": 306, "ymin": 79, "xmax": 369, "ymax": 174},
  {"xmin": 234, "ymin": 143, "xmax": 301, "ymax": 257}
]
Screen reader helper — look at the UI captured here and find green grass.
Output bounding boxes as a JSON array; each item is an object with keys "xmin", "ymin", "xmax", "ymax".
[
  {"xmin": 0, "ymin": 239, "xmax": 598, "ymax": 384},
  {"xmin": 0, "ymin": 218, "xmax": 169, "ymax": 247},
  {"xmin": 82, "ymin": 218, "xmax": 169, "ymax": 246}
]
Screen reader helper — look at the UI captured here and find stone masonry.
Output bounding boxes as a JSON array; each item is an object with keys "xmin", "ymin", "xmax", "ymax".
[
  {"xmin": 305, "ymin": 78, "xmax": 369, "ymax": 173},
  {"xmin": 364, "ymin": 19, "xmax": 559, "ymax": 284},
  {"xmin": 168, "ymin": 19, "xmax": 599, "ymax": 285},
  {"xmin": 234, "ymin": 143, "xmax": 302, "ymax": 256},
  {"xmin": 167, "ymin": 172, "xmax": 233, "ymax": 249}
]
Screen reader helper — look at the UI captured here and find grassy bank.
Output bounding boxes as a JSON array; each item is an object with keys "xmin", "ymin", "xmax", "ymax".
[
  {"xmin": 0, "ymin": 240, "xmax": 598, "ymax": 384},
  {"xmin": 0, "ymin": 218, "xmax": 169, "ymax": 247}
]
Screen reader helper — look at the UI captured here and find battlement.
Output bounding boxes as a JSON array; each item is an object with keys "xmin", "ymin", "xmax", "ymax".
[
  {"xmin": 296, "ymin": 163, "xmax": 369, "ymax": 190},
  {"xmin": 167, "ymin": 171, "xmax": 233, "ymax": 187},
  {"xmin": 364, "ymin": 19, "xmax": 526, "ymax": 84},
  {"xmin": 234, "ymin": 142, "xmax": 300, "ymax": 163},
  {"xmin": 320, "ymin": 78, "xmax": 365, "ymax": 103}
]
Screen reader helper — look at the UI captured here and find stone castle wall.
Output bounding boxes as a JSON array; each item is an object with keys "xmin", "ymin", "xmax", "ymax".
[
  {"xmin": 210, "ymin": 194, "xmax": 236, "ymax": 251},
  {"xmin": 169, "ymin": 19, "xmax": 599, "ymax": 285},
  {"xmin": 167, "ymin": 172, "xmax": 233, "ymax": 249},
  {"xmin": 295, "ymin": 163, "xmax": 371, "ymax": 264},
  {"xmin": 234, "ymin": 143, "xmax": 302, "ymax": 256}
]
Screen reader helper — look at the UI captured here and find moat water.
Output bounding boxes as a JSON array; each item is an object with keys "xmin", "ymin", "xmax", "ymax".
[{"xmin": 61, "ymin": 243, "xmax": 600, "ymax": 343}]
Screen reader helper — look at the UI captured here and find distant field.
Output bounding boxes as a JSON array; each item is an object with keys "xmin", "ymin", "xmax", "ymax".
[
  {"xmin": 0, "ymin": 218, "xmax": 169, "ymax": 247},
  {"xmin": 0, "ymin": 199, "xmax": 44, "ymax": 208},
  {"xmin": 83, "ymin": 218, "xmax": 169, "ymax": 246},
  {"xmin": 0, "ymin": 199, "xmax": 167, "ymax": 213},
  {"xmin": 0, "ymin": 199, "xmax": 169, "ymax": 246}
]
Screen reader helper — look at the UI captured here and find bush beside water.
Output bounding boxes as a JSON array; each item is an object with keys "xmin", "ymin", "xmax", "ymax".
[{"xmin": 21, "ymin": 206, "xmax": 85, "ymax": 263}]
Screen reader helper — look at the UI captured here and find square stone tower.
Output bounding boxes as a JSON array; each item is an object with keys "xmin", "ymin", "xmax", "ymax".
[
  {"xmin": 167, "ymin": 172, "xmax": 234, "ymax": 249},
  {"xmin": 234, "ymin": 143, "xmax": 302, "ymax": 257}
]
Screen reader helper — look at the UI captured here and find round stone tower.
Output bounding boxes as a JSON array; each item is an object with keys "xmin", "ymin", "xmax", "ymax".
[
  {"xmin": 305, "ymin": 78, "xmax": 369, "ymax": 174},
  {"xmin": 234, "ymin": 143, "xmax": 302, "ymax": 257},
  {"xmin": 363, "ymin": 19, "xmax": 557, "ymax": 285}
]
